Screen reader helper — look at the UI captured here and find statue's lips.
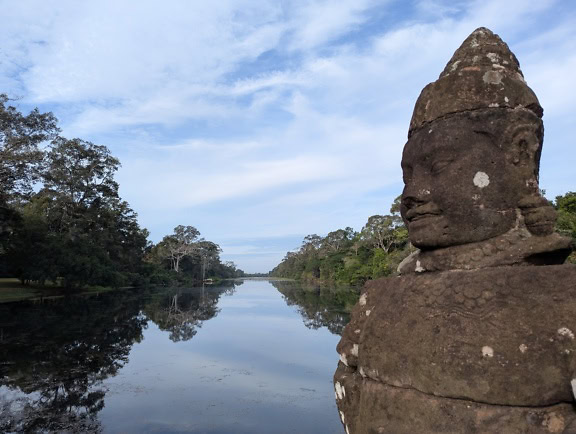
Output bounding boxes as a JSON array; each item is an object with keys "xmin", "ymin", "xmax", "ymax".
[
  {"xmin": 408, "ymin": 213, "xmax": 442, "ymax": 223},
  {"xmin": 405, "ymin": 205, "xmax": 442, "ymax": 223}
]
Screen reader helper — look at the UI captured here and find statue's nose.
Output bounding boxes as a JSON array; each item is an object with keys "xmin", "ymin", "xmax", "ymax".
[
  {"xmin": 402, "ymin": 171, "xmax": 432, "ymax": 210},
  {"xmin": 402, "ymin": 194, "xmax": 426, "ymax": 210}
]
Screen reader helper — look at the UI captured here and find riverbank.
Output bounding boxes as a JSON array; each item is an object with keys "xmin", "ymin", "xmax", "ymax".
[
  {"xmin": 0, "ymin": 278, "xmax": 120, "ymax": 303},
  {"xmin": 0, "ymin": 276, "xmax": 243, "ymax": 304}
]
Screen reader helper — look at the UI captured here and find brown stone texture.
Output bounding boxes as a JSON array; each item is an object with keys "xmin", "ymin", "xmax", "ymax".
[
  {"xmin": 401, "ymin": 107, "xmax": 548, "ymax": 249},
  {"xmin": 337, "ymin": 265, "xmax": 576, "ymax": 407},
  {"xmin": 335, "ymin": 265, "xmax": 576, "ymax": 433},
  {"xmin": 409, "ymin": 27, "xmax": 542, "ymax": 135},
  {"xmin": 335, "ymin": 364, "xmax": 576, "ymax": 434},
  {"xmin": 397, "ymin": 230, "xmax": 572, "ymax": 274}
]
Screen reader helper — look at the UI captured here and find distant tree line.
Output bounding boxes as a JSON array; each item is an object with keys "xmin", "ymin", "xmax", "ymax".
[
  {"xmin": 270, "ymin": 197, "xmax": 411, "ymax": 286},
  {"xmin": 271, "ymin": 193, "xmax": 576, "ymax": 285},
  {"xmin": 0, "ymin": 94, "xmax": 243, "ymax": 290},
  {"xmin": 143, "ymin": 224, "xmax": 245, "ymax": 286}
]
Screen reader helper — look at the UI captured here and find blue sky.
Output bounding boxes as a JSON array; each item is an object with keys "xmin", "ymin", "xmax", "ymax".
[{"xmin": 1, "ymin": 0, "xmax": 575, "ymax": 272}]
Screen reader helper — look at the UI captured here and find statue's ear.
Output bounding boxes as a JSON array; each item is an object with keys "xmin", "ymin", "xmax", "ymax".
[{"xmin": 503, "ymin": 122, "xmax": 542, "ymax": 169}]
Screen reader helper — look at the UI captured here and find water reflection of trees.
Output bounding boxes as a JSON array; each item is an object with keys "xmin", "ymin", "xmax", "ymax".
[
  {"xmin": 271, "ymin": 280, "xmax": 360, "ymax": 335},
  {"xmin": 0, "ymin": 290, "xmax": 147, "ymax": 432},
  {"xmin": 0, "ymin": 280, "xmax": 238, "ymax": 431},
  {"xmin": 143, "ymin": 282, "xmax": 236, "ymax": 342}
]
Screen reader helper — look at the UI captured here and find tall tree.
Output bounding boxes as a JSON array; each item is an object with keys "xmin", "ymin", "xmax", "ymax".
[
  {"xmin": 0, "ymin": 94, "xmax": 59, "ymax": 205},
  {"xmin": 301, "ymin": 234, "xmax": 323, "ymax": 252},
  {"xmin": 161, "ymin": 225, "xmax": 201, "ymax": 273},
  {"xmin": 322, "ymin": 227, "xmax": 355, "ymax": 252},
  {"xmin": 361, "ymin": 215, "xmax": 407, "ymax": 253},
  {"xmin": 40, "ymin": 137, "xmax": 120, "ymax": 235},
  {"xmin": 7, "ymin": 138, "xmax": 147, "ymax": 288},
  {"xmin": 195, "ymin": 240, "xmax": 221, "ymax": 280}
]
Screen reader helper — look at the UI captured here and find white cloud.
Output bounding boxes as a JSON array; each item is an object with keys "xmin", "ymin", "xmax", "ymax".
[
  {"xmin": 120, "ymin": 153, "xmax": 346, "ymax": 209},
  {"xmin": 286, "ymin": 0, "xmax": 385, "ymax": 51}
]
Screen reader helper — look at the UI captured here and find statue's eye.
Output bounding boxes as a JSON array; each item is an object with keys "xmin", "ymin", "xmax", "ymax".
[{"xmin": 431, "ymin": 159, "xmax": 453, "ymax": 174}]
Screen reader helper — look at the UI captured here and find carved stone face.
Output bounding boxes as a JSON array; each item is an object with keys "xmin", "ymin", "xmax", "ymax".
[{"xmin": 400, "ymin": 110, "xmax": 541, "ymax": 249}]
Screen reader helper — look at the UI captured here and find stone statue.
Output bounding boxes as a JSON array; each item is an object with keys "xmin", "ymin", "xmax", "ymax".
[{"xmin": 334, "ymin": 28, "xmax": 576, "ymax": 433}]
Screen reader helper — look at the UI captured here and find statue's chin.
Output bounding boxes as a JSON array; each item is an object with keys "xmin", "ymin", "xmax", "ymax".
[
  {"xmin": 409, "ymin": 214, "xmax": 519, "ymax": 250},
  {"xmin": 408, "ymin": 215, "xmax": 450, "ymax": 249}
]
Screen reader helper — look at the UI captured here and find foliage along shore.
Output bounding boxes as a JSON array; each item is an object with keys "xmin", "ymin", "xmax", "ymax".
[
  {"xmin": 270, "ymin": 197, "xmax": 412, "ymax": 286},
  {"xmin": 270, "ymin": 193, "xmax": 576, "ymax": 286},
  {"xmin": 0, "ymin": 94, "xmax": 244, "ymax": 296}
]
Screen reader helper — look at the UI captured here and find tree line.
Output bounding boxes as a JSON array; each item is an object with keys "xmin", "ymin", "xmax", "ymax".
[
  {"xmin": 271, "ymin": 193, "xmax": 576, "ymax": 285},
  {"xmin": 0, "ymin": 94, "xmax": 243, "ymax": 290},
  {"xmin": 270, "ymin": 197, "xmax": 411, "ymax": 285}
]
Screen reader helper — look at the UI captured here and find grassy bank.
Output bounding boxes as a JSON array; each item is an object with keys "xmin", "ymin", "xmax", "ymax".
[
  {"xmin": 0, "ymin": 278, "xmax": 43, "ymax": 303},
  {"xmin": 0, "ymin": 278, "xmax": 120, "ymax": 304}
]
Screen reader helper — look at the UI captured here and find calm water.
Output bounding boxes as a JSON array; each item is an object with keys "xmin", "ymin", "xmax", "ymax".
[{"xmin": 0, "ymin": 279, "xmax": 359, "ymax": 433}]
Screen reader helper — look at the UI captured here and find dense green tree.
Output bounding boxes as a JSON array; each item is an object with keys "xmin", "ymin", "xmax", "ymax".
[
  {"xmin": 322, "ymin": 227, "xmax": 355, "ymax": 253},
  {"xmin": 301, "ymin": 234, "xmax": 322, "ymax": 252},
  {"xmin": 5, "ymin": 136, "xmax": 148, "ymax": 288},
  {"xmin": 555, "ymin": 192, "xmax": 576, "ymax": 239},
  {"xmin": 195, "ymin": 240, "xmax": 221, "ymax": 279},
  {"xmin": 0, "ymin": 96, "xmax": 59, "ymax": 274},
  {"xmin": 555, "ymin": 192, "xmax": 576, "ymax": 263},
  {"xmin": 40, "ymin": 137, "xmax": 120, "ymax": 230},
  {"xmin": 145, "ymin": 227, "xmax": 243, "ymax": 284},
  {"xmin": 361, "ymin": 214, "xmax": 407, "ymax": 253},
  {"xmin": 270, "ymin": 198, "xmax": 411, "ymax": 285},
  {"xmin": 0, "ymin": 94, "xmax": 59, "ymax": 205}
]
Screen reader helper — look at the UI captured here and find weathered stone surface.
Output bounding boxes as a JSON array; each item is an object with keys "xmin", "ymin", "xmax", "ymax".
[
  {"xmin": 410, "ymin": 28, "xmax": 542, "ymax": 134},
  {"xmin": 335, "ymin": 27, "xmax": 575, "ymax": 433},
  {"xmin": 397, "ymin": 230, "xmax": 572, "ymax": 274},
  {"xmin": 337, "ymin": 265, "xmax": 576, "ymax": 407},
  {"xmin": 402, "ymin": 107, "xmax": 548, "ymax": 250},
  {"xmin": 335, "ymin": 364, "xmax": 576, "ymax": 434}
]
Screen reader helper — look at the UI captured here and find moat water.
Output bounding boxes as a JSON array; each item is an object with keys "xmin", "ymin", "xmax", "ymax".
[{"xmin": 0, "ymin": 279, "xmax": 359, "ymax": 433}]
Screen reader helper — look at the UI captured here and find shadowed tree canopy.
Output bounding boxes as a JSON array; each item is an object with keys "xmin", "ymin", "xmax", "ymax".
[{"xmin": 0, "ymin": 100, "xmax": 149, "ymax": 287}]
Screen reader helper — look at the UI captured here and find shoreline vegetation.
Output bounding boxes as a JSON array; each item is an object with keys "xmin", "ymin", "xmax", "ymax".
[
  {"xmin": 270, "ymin": 196, "xmax": 413, "ymax": 286},
  {"xmin": 0, "ymin": 95, "xmax": 244, "ymax": 299},
  {"xmin": 0, "ymin": 276, "xmax": 240, "ymax": 304}
]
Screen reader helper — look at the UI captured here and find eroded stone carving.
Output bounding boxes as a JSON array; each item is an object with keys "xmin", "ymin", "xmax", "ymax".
[{"xmin": 335, "ymin": 28, "xmax": 576, "ymax": 433}]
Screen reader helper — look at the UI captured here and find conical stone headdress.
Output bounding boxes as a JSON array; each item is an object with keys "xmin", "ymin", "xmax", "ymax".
[{"xmin": 409, "ymin": 27, "xmax": 542, "ymax": 136}]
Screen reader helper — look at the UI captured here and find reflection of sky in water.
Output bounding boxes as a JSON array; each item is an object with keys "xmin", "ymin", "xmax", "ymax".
[{"xmin": 99, "ymin": 280, "xmax": 343, "ymax": 433}]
